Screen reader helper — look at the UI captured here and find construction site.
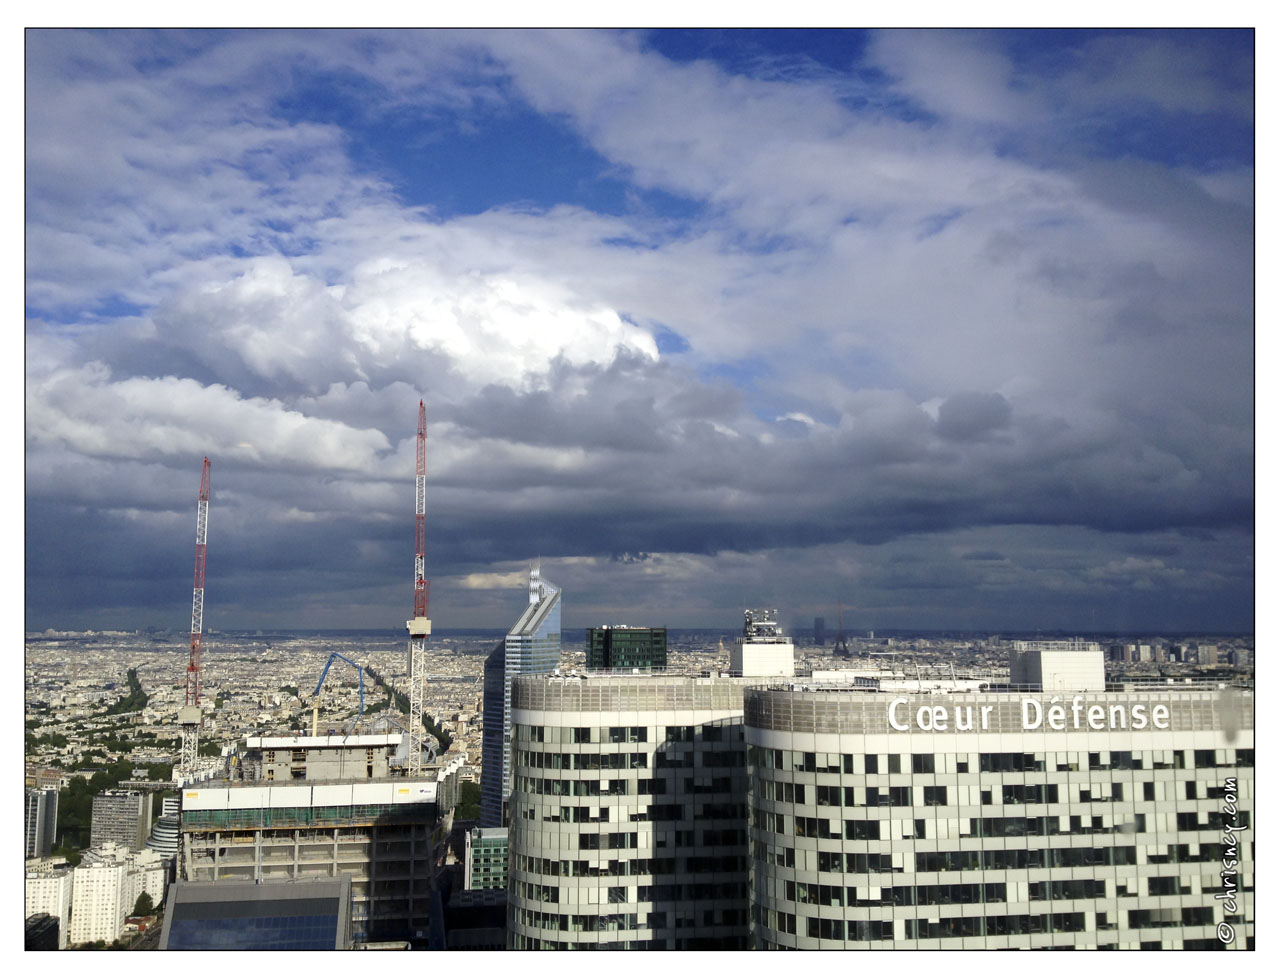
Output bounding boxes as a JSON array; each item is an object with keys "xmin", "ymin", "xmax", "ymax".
[{"xmin": 168, "ymin": 401, "xmax": 464, "ymax": 947}]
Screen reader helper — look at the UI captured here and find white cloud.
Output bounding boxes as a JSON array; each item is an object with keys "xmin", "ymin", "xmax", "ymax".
[{"xmin": 26, "ymin": 361, "xmax": 390, "ymax": 471}]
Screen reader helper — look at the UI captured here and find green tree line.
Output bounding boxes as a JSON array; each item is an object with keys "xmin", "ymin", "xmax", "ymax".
[
  {"xmin": 104, "ymin": 668, "xmax": 148, "ymax": 715},
  {"xmin": 363, "ymin": 665, "xmax": 453, "ymax": 752}
]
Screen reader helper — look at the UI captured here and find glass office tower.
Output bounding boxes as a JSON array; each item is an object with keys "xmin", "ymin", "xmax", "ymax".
[
  {"xmin": 481, "ymin": 564, "xmax": 562, "ymax": 827},
  {"xmin": 586, "ymin": 626, "xmax": 668, "ymax": 671}
]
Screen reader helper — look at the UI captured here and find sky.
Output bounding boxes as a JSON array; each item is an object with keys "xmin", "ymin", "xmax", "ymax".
[{"xmin": 23, "ymin": 28, "xmax": 1255, "ymax": 634}]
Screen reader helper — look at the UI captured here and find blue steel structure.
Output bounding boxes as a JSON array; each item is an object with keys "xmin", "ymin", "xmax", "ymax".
[{"xmin": 312, "ymin": 652, "xmax": 366, "ymax": 731}]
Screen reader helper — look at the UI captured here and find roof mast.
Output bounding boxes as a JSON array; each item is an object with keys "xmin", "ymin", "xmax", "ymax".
[
  {"xmin": 405, "ymin": 402, "xmax": 432, "ymax": 775},
  {"xmin": 178, "ymin": 457, "xmax": 211, "ymax": 782}
]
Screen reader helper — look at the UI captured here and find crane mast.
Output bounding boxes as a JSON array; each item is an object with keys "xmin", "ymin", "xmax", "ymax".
[
  {"xmin": 405, "ymin": 401, "xmax": 431, "ymax": 775},
  {"xmin": 178, "ymin": 457, "xmax": 211, "ymax": 781}
]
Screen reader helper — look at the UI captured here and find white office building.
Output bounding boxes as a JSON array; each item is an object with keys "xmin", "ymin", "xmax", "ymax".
[
  {"xmin": 507, "ymin": 674, "xmax": 757, "ymax": 949},
  {"xmin": 731, "ymin": 609, "xmax": 795, "ymax": 677},
  {"xmin": 745, "ymin": 671, "xmax": 1254, "ymax": 949},
  {"xmin": 1010, "ymin": 639, "xmax": 1106, "ymax": 691},
  {"xmin": 67, "ymin": 842, "xmax": 169, "ymax": 945},
  {"xmin": 68, "ymin": 858, "xmax": 128, "ymax": 945}
]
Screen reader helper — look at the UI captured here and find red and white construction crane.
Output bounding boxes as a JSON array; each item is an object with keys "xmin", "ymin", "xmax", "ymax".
[
  {"xmin": 405, "ymin": 402, "xmax": 432, "ymax": 775},
  {"xmin": 177, "ymin": 457, "xmax": 211, "ymax": 781}
]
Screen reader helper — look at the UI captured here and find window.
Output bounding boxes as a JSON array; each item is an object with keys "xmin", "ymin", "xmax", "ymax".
[
  {"xmin": 912, "ymin": 754, "xmax": 935, "ymax": 774},
  {"xmin": 924, "ymin": 786, "xmax": 948, "ymax": 806}
]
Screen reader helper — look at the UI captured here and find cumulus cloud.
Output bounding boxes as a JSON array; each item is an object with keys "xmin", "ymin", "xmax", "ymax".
[{"xmin": 26, "ymin": 360, "xmax": 390, "ymax": 471}]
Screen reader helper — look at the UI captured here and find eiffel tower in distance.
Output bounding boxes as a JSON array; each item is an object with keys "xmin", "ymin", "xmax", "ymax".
[{"xmin": 833, "ymin": 601, "xmax": 851, "ymax": 657}]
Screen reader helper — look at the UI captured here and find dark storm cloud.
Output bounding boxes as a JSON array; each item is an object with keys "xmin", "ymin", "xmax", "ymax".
[{"xmin": 934, "ymin": 392, "xmax": 1012, "ymax": 442}]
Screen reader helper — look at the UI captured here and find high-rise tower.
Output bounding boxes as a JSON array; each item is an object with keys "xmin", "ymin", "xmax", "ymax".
[{"xmin": 479, "ymin": 563, "xmax": 561, "ymax": 827}]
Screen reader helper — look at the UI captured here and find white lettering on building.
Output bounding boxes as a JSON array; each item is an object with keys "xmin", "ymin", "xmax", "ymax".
[{"xmin": 887, "ymin": 697, "xmax": 1171, "ymax": 732}]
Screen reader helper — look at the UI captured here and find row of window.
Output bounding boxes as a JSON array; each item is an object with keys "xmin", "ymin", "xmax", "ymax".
[
  {"xmin": 638, "ymin": 882, "xmax": 750, "ymax": 903},
  {"xmin": 511, "ymin": 936, "xmax": 750, "ymax": 950},
  {"xmin": 748, "ymin": 747, "xmax": 1253, "ymax": 776},
  {"xmin": 518, "ymin": 854, "xmax": 677, "ymax": 877},
  {"xmin": 1130, "ymin": 907, "xmax": 1216, "ymax": 928},
  {"xmin": 517, "ymin": 774, "xmax": 744, "ymax": 799},
  {"xmin": 514, "ymin": 906, "xmax": 749, "ymax": 934},
  {"xmin": 777, "ymin": 881, "xmax": 1007, "ymax": 908},
  {"xmin": 517, "ymin": 750, "xmax": 649, "ymax": 771},
  {"xmin": 755, "ymin": 808, "xmax": 1248, "ymax": 842},
  {"xmin": 522, "ymin": 725, "xmax": 740, "ymax": 745},
  {"xmin": 904, "ymin": 912, "xmax": 1088, "ymax": 939}
]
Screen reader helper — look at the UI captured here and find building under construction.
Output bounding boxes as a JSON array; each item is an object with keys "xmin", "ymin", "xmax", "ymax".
[
  {"xmin": 177, "ymin": 400, "xmax": 460, "ymax": 947},
  {"xmin": 179, "ymin": 735, "xmax": 462, "ymax": 945}
]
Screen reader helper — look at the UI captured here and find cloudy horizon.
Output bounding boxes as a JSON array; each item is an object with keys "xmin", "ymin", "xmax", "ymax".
[{"xmin": 25, "ymin": 29, "xmax": 1254, "ymax": 634}]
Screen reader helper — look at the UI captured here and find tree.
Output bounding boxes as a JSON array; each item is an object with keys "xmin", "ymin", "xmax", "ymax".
[
  {"xmin": 132, "ymin": 891, "xmax": 154, "ymax": 916},
  {"xmin": 456, "ymin": 780, "xmax": 481, "ymax": 820}
]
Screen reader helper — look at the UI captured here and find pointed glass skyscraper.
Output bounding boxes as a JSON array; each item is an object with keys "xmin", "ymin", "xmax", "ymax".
[{"xmin": 480, "ymin": 563, "xmax": 561, "ymax": 827}]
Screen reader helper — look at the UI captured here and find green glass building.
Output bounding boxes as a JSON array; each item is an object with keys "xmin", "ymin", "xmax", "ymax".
[{"xmin": 586, "ymin": 626, "xmax": 667, "ymax": 671}]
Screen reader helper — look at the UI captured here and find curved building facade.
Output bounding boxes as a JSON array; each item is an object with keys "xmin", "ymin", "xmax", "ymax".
[
  {"xmin": 507, "ymin": 674, "xmax": 753, "ymax": 949},
  {"xmin": 146, "ymin": 813, "xmax": 180, "ymax": 858},
  {"xmin": 745, "ymin": 685, "xmax": 1254, "ymax": 950}
]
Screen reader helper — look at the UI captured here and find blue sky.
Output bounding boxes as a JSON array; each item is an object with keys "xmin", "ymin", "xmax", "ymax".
[{"xmin": 24, "ymin": 28, "xmax": 1254, "ymax": 633}]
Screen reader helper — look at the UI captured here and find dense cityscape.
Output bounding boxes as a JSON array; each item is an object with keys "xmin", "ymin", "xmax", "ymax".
[{"xmin": 25, "ymin": 614, "xmax": 1253, "ymax": 949}]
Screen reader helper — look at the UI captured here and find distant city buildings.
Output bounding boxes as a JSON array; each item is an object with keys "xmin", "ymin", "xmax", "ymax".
[
  {"xmin": 813, "ymin": 617, "xmax": 825, "ymax": 647},
  {"xmin": 25, "ymin": 787, "xmax": 58, "ymax": 859},
  {"xmin": 481, "ymin": 564, "xmax": 562, "ymax": 828},
  {"xmin": 586, "ymin": 626, "xmax": 667, "ymax": 672},
  {"xmin": 731, "ymin": 609, "xmax": 794, "ymax": 677}
]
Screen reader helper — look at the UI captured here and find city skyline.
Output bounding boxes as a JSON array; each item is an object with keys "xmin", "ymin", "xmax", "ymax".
[{"xmin": 25, "ymin": 29, "xmax": 1254, "ymax": 633}]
